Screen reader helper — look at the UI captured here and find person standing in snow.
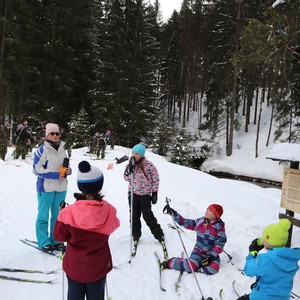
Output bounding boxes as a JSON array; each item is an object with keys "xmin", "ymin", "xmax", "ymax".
[
  {"xmin": 96, "ymin": 133, "xmax": 106, "ymax": 160},
  {"xmin": 236, "ymin": 219, "xmax": 300, "ymax": 300},
  {"xmin": 33, "ymin": 123, "xmax": 71, "ymax": 252},
  {"xmin": 161, "ymin": 204, "xmax": 227, "ymax": 275},
  {"xmin": 124, "ymin": 143, "xmax": 166, "ymax": 248},
  {"xmin": 14, "ymin": 119, "xmax": 33, "ymax": 159},
  {"xmin": 54, "ymin": 161, "xmax": 120, "ymax": 300}
]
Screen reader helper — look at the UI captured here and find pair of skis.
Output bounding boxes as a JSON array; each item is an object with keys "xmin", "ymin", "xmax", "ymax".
[
  {"xmin": 0, "ymin": 267, "xmax": 59, "ymax": 284},
  {"xmin": 154, "ymin": 251, "xmax": 213, "ymax": 300},
  {"xmin": 131, "ymin": 239, "xmax": 168, "ymax": 261},
  {"xmin": 0, "ymin": 239, "xmax": 63, "ymax": 284},
  {"xmin": 20, "ymin": 239, "xmax": 62, "ymax": 259}
]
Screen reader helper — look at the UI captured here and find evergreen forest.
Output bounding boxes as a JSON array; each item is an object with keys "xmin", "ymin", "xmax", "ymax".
[{"xmin": 0, "ymin": 0, "xmax": 299, "ymax": 164}]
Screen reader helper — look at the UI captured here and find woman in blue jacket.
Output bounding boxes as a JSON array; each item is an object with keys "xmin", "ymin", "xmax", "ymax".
[
  {"xmin": 33, "ymin": 123, "xmax": 71, "ymax": 252},
  {"xmin": 237, "ymin": 219, "xmax": 300, "ymax": 300}
]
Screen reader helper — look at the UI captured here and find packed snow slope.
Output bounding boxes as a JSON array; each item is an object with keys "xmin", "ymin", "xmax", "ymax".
[{"xmin": 0, "ymin": 145, "xmax": 299, "ymax": 300}]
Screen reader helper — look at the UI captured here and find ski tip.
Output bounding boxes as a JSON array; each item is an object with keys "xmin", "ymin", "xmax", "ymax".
[
  {"xmin": 46, "ymin": 278, "xmax": 57, "ymax": 284},
  {"xmin": 47, "ymin": 268, "xmax": 61, "ymax": 274}
]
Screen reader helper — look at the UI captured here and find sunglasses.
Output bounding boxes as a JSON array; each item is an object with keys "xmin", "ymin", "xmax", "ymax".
[{"xmin": 49, "ymin": 132, "xmax": 60, "ymax": 136}]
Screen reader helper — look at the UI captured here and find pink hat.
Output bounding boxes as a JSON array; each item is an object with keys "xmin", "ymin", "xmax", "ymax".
[
  {"xmin": 208, "ymin": 204, "xmax": 223, "ymax": 219},
  {"xmin": 45, "ymin": 123, "xmax": 60, "ymax": 137}
]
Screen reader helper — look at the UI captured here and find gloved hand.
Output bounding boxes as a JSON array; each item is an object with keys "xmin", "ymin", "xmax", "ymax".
[
  {"xmin": 124, "ymin": 156, "xmax": 136, "ymax": 176},
  {"xmin": 151, "ymin": 192, "xmax": 158, "ymax": 204},
  {"xmin": 201, "ymin": 256, "xmax": 213, "ymax": 266},
  {"xmin": 249, "ymin": 238, "xmax": 264, "ymax": 256},
  {"xmin": 163, "ymin": 204, "xmax": 176, "ymax": 215},
  {"xmin": 60, "ymin": 200, "xmax": 66, "ymax": 209},
  {"xmin": 59, "ymin": 200, "xmax": 69, "ymax": 210}
]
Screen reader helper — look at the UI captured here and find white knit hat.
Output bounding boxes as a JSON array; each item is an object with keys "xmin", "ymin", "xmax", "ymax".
[{"xmin": 77, "ymin": 161, "xmax": 104, "ymax": 193}]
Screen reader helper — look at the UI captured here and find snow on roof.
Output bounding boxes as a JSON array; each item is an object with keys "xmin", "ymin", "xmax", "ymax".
[{"xmin": 267, "ymin": 143, "xmax": 300, "ymax": 162}]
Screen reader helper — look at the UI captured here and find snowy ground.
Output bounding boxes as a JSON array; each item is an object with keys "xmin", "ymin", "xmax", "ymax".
[{"xmin": 0, "ymin": 145, "xmax": 299, "ymax": 300}]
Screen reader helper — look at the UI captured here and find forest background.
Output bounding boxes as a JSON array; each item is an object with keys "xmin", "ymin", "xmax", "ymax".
[{"xmin": 0, "ymin": 0, "xmax": 299, "ymax": 167}]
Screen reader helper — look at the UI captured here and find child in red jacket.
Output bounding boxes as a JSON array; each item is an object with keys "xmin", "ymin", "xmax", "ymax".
[{"xmin": 54, "ymin": 161, "xmax": 120, "ymax": 300}]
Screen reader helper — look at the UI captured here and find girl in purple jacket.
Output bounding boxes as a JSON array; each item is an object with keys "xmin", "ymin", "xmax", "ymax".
[{"xmin": 162, "ymin": 204, "xmax": 227, "ymax": 275}]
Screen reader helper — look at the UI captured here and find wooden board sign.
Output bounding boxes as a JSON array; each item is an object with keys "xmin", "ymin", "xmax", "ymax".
[{"xmin": 281, "ymin": 168, "xmax": 300, "ymax": 214}]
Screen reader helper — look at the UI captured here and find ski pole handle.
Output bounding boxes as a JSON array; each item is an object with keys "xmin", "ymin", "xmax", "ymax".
[{"xmin": 163, "ymin": 197, "xmax": 174, "ymax": 215}]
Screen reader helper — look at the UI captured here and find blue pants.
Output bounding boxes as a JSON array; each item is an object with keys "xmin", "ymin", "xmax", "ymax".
[
  {"xmin": 36, "ymin": 191, "xmax": 66, "ymax": 248},
  {"xmin": 67, "ymin": 276, "xmax": 106, "ymax": 300}
]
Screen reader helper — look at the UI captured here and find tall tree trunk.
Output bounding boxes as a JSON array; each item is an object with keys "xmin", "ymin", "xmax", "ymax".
[
  {"xmin": 182, "ymin": 93, "xmax": 186, "ymax": 127},
  {"xmin": 253, "ymin": 85, "xmax": 259, "ymax": 125},
  {"xmin": 266, "ymin": 103, "xmax": 274, "ymax": 147},
  {"xmin": 255, "ymin": 91, "xmax": 263, "ymax": 157},
  {"xmin": 0, "ymin": 0, "xmax": 8, "ymax": 124},
  {"xmin": 198, "ymin": 91, "xmax": 203, "ymax": 129}
]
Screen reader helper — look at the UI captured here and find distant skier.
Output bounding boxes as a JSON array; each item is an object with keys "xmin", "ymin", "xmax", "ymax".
[
  {"xmin": 104, "ymin": 129, "xmax": 111, "ymax": 143},
  {"xmin": 236, "ymin": 219, "xmax": 300, "ymax": 300},
  {"xmin": 96, "ymin": 133, "xmax": 106, "ymax": 160},
  {"xmin": 161, "ymin": 203, "xmax": 227, "ymax": 275}
]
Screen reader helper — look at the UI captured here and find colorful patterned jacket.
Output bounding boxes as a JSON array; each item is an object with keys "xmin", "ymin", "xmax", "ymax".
[
  {"xmin": 124, "ymin": 160, "xmax": 159, "ymax": 196},
  {"xmin": 173, "ymin": 213, "xmax": 227, "ymax": 259}
]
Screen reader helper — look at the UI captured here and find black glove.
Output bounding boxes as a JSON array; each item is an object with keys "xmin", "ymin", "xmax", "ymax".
[
  {"xmin": 200, "ymin": 256, "xmax": 213, "ymax": 266},
  {"xmin": 249, "ymin": 238, "xmax": 264, "ymax": 256},
  {"xmin": 151, "ymin": 192, "xmax": 158, "ymax": 204},
  {"xmin": 163, "ymin": 204, "xmax": 176, "ymax": 215},
  {"xmin": 59, "ymin": 200, "xmax": 69, "ymax": 210},
  {"xmin": 124, "ymin": 156, "xmax": 136, "ymax": 175}
]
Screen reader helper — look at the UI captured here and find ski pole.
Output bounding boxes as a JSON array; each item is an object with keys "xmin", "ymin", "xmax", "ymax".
[
  {"xmin": 291, "ymin": 291, "xmax": 300, "ymax": 299},
  {"xmin": 223, "ymin": 249, "xmax": 244, "ymax": 275},
  {"xmin": 167, "ymin": 223, "xmax": 185, "ymax": 233},
  {"xmin": 105, "ymin": 278, "xmax": 112, "ymax": 300},
  {"xmin": 165, "ymin": 197, "xmax": 210, "ymax": 300},
  {"xmin": 129, "ymin": 173, "xmax": 134, "ymax": 264},
  {"xmin": 61, "ymin": 243, "xmax": 65, "ymax": 300}
]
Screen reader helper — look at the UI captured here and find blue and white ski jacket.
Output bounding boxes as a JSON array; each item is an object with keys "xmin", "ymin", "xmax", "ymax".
[
  {"xmin": 33, "ymin": 141, "xmax": 70, "ymax": 192},
  {"xmin": 244, "ymin": 247, "xmax": 300, "ymax": 300}
]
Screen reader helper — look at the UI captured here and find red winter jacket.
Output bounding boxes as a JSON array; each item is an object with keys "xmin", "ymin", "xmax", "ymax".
[{"xmin": 54, "ymin": 199, "xmax": 120, "ymax": 282}]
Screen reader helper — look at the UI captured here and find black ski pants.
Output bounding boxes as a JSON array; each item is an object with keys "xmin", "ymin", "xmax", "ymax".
[{"xmin": 128, "ymin": 193, "xmax": 164, "ymax": 241}]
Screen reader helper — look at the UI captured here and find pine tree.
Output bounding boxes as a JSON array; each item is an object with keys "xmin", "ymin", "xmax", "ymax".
[
  {"xmin": 93, "ymin": 0, "xmax": 159, "ymax": 147},
  {"xmin": 168, "ymin": 128, "xmax": 192, "ymax": 167},
  {"xmin": 68, "ymin": 108, "xmax": 92, "ymax": 148},
  {"xmin": 151, "ymin": 115, "xmax": 174, "ymax": 156}
]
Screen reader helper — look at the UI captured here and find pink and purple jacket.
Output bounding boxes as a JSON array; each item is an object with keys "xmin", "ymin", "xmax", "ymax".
[
  {"xmin": 124, "ymin": 160, "xmax": 159, "ymax": 196},
  {"xmin": 54, "ymin": 199, "xmax": 120, "ymax": 283},
  {"xmin": 174, "ymin": 213, "xmax": 227, "ymax": 258}
]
